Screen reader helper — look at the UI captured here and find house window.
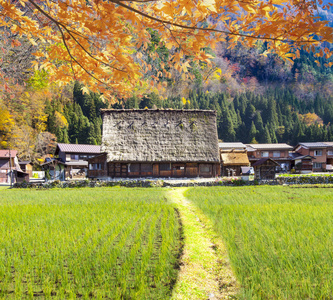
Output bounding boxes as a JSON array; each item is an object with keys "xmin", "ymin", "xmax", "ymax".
[
  {"xmin": 261, "ymin": 151, "xmax": 269, "ymax": 157},
  {"xmin": 141, "ymin": 164, "xmax": 152, "ymax": 172},
  {"xmin": 160, "ymin": 163, "xmax": 171, "ymax": 171},
  {"xmin": 89, "ymin": 163, "xmax": 101, "ymax": 170},
  {"xmin": 273, "ymin": 151, "xmax": 280, "ymax": 158},
  {"xmin": 70, "ymin": 154, "xmax": 79, "ymax": 160},
  {"xmin": 79, "ymin": 155, "xmax": 87, "ymax": 159},
  {"xmin": 328, "ymin": 150, "xmax": 333, "ymax": 155},
  {"xmin": 313, "ymin": 163, "xmax": 322, "ymax": 169},
  {"xmin": 130, "ymin": 164, "xmax": 140, "ymax": 172},
  {"xmin": 314, "ymin": 150, "xmax": 322, "ymax": 156},
  {"xmin": 200, "ymin": 165, "xmax": 211, "ymax": 173}
]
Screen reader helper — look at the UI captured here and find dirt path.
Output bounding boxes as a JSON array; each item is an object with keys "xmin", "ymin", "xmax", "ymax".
[{"xmin": 167, "ymin": 188, "xmax": 239, "ymax": 300}]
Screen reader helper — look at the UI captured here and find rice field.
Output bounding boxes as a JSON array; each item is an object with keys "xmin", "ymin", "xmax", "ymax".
[
  {"xmin": 0, "ymin": 188, "xmax": 182, "ymax": 299},
  {"xmin": 185, "ymin": 186, "xmax": 333, "ymax": 299}
]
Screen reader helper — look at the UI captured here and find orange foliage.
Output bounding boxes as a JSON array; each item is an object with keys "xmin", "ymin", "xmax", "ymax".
[{"xmin": 1, "ymin": 0, "xmax": 332, "ymax": 101}]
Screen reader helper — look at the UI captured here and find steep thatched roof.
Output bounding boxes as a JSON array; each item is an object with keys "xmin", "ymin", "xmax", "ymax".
[
  {"xmin": 101, "ymin": 109, "xmax": 220, "ymax": 163},
  {"xmin": 220, "ymin": 150, "xmax": 250, "ymax": 166}
]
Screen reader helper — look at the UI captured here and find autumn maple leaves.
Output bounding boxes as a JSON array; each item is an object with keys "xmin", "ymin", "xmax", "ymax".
[{"xmin": 1, "ymin": 0, "xmax": 332, "ymax": 100}]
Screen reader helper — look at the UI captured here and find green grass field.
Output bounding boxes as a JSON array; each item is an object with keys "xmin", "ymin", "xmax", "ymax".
[
  {"xmin": 2, "ymin": 185, "xmax": 333, "ymax": 299},
  {"xmin": 185, "ymin": 186, "xmax": 333, "ymax": 299},
  {"xmin": 0, "ymin": 188, "xmax": 182, "ymax": 299}
]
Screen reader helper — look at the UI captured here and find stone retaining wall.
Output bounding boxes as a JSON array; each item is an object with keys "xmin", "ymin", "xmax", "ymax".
[{"xmin": 12, "ymin": 175, "xmax": 333, "ymax": 189}]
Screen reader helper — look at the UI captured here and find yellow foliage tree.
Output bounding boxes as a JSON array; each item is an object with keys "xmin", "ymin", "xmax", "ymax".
[
  {"xmin": 0, "ymin": 104, "xmax": 15, "ymax": 148},
  {"xmin": 1, "ymin": 0, "xmax": 332, "ymax": 101},
  {"xmin": 299, "ymin": 112, "xmax": 324, "ymax": 126},
  {"xmin": 54, "ymin": 111, "xmax": 68, "ymax": 129}
]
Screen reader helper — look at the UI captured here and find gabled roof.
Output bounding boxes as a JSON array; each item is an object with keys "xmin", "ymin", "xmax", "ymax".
[
  {"xmin": 56, "ymin": 143, "xmax": 101, "ymax": 154},
  {"xmin": 296, "ymin": 142, "xmax": 328, "ymax": 149},
  {"xmin": 246, "ymin": 143, "xmax": 293, "ymax": 151},
  {"xmin": 252, "ymin": 158, "xmax": 279, "ymax": 167},
  {"xmin": 324, "ymin": 142, "xmax": 333, "ymax": 147},
  {"xmin": 41, "ymin": 157, "xmax": 66, "ymax": 166},
  {"xmin": 101, "ymin": 109, "xmax": 220, "ymax": 163},
  {"xmin": 219, "ymin": 142, "xmax": 246, "ymax": 150},
  {"xmin": 220, "ymin": 150, "xmax": 249, "ymax": 165},
  {"xmin": 289, "ymin": 152, "xmax": 314, "ymax": 160},
  {"xmin": 0, "ymin": 150, "xmax": 18, "ymax": 158},
  {"xmin": 246, "ymin": 145, "xmax": 256, "ymax": 152}
]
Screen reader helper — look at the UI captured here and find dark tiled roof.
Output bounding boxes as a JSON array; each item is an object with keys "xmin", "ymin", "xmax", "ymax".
[
  {"xmin": 289, "ymin": 153, "xmax": 314, "ymax": 160},
  {"xmin": 56, "ymin": 143, "xmax": 101, "ymax": 154},
  {"xmin": 252, "ymin": 158, "xmax": 279, "ymax": 167},
  {"xmin": 298, "ymin": 142, "xmax": 328, "ymax": 148}
]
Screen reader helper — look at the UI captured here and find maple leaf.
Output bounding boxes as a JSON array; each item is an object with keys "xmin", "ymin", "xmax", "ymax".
[{"xmin": 0, "ymin": 0, "xmax": 332, "ymax": 101}]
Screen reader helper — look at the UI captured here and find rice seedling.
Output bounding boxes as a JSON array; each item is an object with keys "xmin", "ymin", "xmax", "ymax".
[
  {"xmin": 185, "ymin": 186, "xmax": 333, "ymax": 299},
  {"xmin": 0, "ymin": 188, "xmax": 182, "ymax": 299}
]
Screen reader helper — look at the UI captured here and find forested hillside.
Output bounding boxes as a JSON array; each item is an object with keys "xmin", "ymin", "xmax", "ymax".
[
  {"xmin": 1, "ymin": 3, "xmax": 333, "ymax": 161},
  {"xmin": 43, "ymin": 86, "xmax": 333, "ymax": 148}
]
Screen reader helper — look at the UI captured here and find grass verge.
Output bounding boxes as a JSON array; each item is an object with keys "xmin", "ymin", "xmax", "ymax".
[{"xmin": 168, "ymin": 188, "xmax": 238, "ymax": 300}]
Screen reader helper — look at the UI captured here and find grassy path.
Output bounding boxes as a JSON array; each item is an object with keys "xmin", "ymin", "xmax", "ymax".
[{"xmin": 167, "ymin": 188, "xmax": 238, "ymax": 300}]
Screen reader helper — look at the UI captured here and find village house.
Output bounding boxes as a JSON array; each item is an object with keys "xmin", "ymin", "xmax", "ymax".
[
  {"xmin": 324, "ymin": 142, "xmax": 333, "ymax": 171},
  {"xmin": 294, "ymin": 142, "xmax": 329, "ymax": 172},
  {"xmin": 246, "ymin": 143, "xmax": 293, "ymax": 172},
  {"xmin": 0, "ymin": 149, "xmax": 17, "ymax": 184},
  {"xmin": 54, "ymin": 143, "xmax": 101, "ymax": 179},
  {"xmin": 252, "ymin": 158, "xmax": 280, "ymax": 180},
  {"xmin": 219, "ymin": 142, "xmax": 250, "ymax": 176},
  {"xmin": 87, "ymin": 109, "xmax": 220, "ymax": 179},
  {"xmin": 0, "ymin": 150, "xmax": 29, "ymax": 184},
  {"xmin": 289, "ymin": 153, "xmax": 314, "ymax": 173}
]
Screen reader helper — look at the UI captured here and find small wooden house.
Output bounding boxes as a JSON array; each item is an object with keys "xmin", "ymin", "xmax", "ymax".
[
  {"xmin": 220, "ymin": 149, "xmax": 250, "ymax": 176},
  {"xmin": 0, "ymin": 150, "xmax": 17, "ymax": 183},
  {"xmin": 55, "ymin": 143, "xmax": 101, "ymax": 179},
  {"xmin": 88, "ymin": 109, "xmax": 220, "ymax": 179},
  {"xmin": 252, "ymin": 158, "xmax": 279, "ymax": 180}
]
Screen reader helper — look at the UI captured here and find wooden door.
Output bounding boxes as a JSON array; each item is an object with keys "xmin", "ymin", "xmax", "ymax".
[
  {"xmin": 172, "ymin": 164, "xmax": 185, "ymax": 177},
  {"xmin": 108, "ymin": 163, "xmax": 115, "ymax": 178},
  {"xmin": 109, "ymin": 163, "xmax": 128, "ymax": 178},
  {"xmin": 153, "ymin": 164, "xmax": 159, "ymax": 177}
]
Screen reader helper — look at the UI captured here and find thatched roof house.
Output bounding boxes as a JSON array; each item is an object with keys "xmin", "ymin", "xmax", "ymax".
[
  {"xmin": 88, "ymin": 109, "xmax": 220, "ymax": 178},
  {"xmin": 220, "ymin": 150, "xmax": 249, "ymax": 166},
  {"xmin": 220, "ymin": 149, "xmax": 250, "ymax": 176}
]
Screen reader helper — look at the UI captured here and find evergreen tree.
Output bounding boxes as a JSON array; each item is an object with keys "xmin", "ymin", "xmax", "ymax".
[
  {"xmin": 248, "ymin": 121, "xmax": 257, "ymax": 143},
  {"xmin": 263, "ymin": 126, "xmax": 272, "ymax": 143},
  {"xmin": 87, "ymin": 124, "xmax": 97, "ymax": 145}
]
